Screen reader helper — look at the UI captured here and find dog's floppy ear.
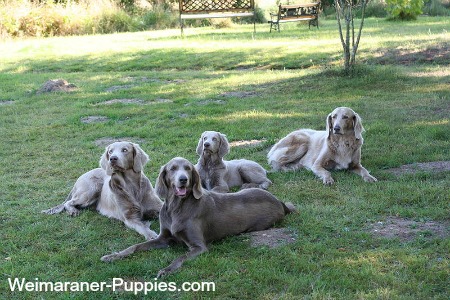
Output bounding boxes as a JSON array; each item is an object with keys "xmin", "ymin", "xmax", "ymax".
[
  {"xmin": 191, "ymin": 166, "xmax": 203, "ymax": 200},
  {"xmin": 218, "ymin": 133, "xmax": 230, "ymax": 158},
  {"xmin": 132, "ymin": 143, "xmax": 149, "ymax": 173},
  {"xmin": 353, "ymin": 113, "xmax": 365, "ymax": 140},
  {"xmin": 99, "ymin": 146, "xmax": 113, "ymax": 176},
  {"xmin": 196, "ymin": 133, "xmax": 204, "ymax": 156},
  {"xmin": 326, "ymin": 113, "xmax": 333, "ymax": 139},
  {"xmin": 155, "ymin": 164, "xmax": 169, "ymax": 199}
]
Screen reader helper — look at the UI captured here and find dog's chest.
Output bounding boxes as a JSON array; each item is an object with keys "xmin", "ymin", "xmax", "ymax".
[
  {"xmin": 331, "ymin": 139, "xmax": 357, "ymax": 169},
  {"xmin": 199, "ymin": 162, "xmax": 224, "ymax": 190}
]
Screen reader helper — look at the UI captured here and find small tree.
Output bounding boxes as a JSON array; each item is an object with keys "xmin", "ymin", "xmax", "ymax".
[{"xmin": 335, "ymin": 0, "xmax": 368, "ymax": 74}]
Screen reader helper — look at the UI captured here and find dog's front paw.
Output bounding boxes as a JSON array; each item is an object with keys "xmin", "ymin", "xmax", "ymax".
[
  {"xmin": 101, "ymin": 253, "xmax": 119, "ymax": 262},
  {"xmin": 145, "ymin": 231, "xmax": 158, "ymax": 241},
  {"xmin": 364, "ymin": 175, "xmax": 377, "ymax": 183},
  {"xmin": 323, "ymin": 177, "xmax": 335, "ymax": 185},
  {"xmin": 156, "ymin": 268, "xmax": 170, "ymax": 278}
]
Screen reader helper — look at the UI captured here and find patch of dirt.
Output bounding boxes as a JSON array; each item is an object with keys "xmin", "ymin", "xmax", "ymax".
[
  {"xmin": 0, "ymin": 100, "xmax": 14, "ymax": 105},
  {"xmin": 96, "ymin": 99, "xmax": 145, "ymax": 105},
  {"xmin": 105, "ymin": 85, "xmax": 134, "ymax": 92},
  {"xmin": 185, "ymin": 99, "xmax": 226, "ymax": 106},
  {"xmin": 386, "ymin": 161, "xmax": 450, "ymax": 176},
  {"xmin": 94, "ymin": 137, "xmax": 146, "ymax": 147},
  {"xmin": 80, "ymin": 116, "xmax": 109, "ymax": 124},
  {"xmin": 220, "ymin": 91, "xmax": 258, "ymax": 98},
  {"xmin": 96, "ymin": 98, "xmax": 173, "ymax": 105},
  {"xmin": 38, "ymin": 79, "xmax": 77, "ymax": 93},
  {"xmin": 247, "ymin": 228, "xmax": 297, "ymax": 249},
  {"xmin": 371, "ymin": 44, "xmax": 450, "ymax": 65},
  {"xmin": 230, "ymin": 139, "xmax": 267, "ymax": 148},
  {"xmin": 369, "ymin": 217, "xmax": 449, "ymax": 242},
  {"xmin": 153, "ymin": 98, "xmax": 173, "ymax": 104},
  {"xmin": 122, "ymin": 77, "xmax": 187, "ymax": 84}
]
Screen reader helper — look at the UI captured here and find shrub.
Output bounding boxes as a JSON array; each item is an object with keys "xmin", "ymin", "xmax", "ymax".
[
  {"xmin": 142, "ymin": 8, "xmax": 179, "ymax": 29},
  {"xmin": 385, "ymin": 0, "xmax": 425, "ymax": 20},
  {"xmin": 423, "ymin": 0, "xmax": 450, "ymax": 16}
]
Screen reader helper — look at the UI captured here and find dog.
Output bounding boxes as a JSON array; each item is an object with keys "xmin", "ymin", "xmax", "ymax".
[
  {"xmin": 42, "ymin": 142, "xmax": 163, "ymax": 240},
  {"xmin": 195, "ymin": 131, "xmax": 272, "ymax": 193},
  {"xmin": 267, "ymin": 107, "xmax": 377, "ymax": 185},
  {"xmin": 101, "ymin": 157, "xmax": 295, "ymax": 277}
]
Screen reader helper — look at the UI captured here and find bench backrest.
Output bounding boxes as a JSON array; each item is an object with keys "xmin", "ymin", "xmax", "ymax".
[{"xmin": 179, "ymin": 0, "xmax": 255, "ymax": 14}]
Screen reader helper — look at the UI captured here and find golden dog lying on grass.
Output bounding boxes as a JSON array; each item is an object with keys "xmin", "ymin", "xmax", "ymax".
[{"xmin": 268, "ymin": 107, "xmax": 377, "ymax": 184}]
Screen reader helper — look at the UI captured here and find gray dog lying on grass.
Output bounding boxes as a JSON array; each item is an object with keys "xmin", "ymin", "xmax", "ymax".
[
  {"xmin": 195, "ymin": 130, "xmax": 272, "ymax": 192},
  {"xmin": 42, "ymin": 142, "xmax": 163, "ymax": 240},
  {"xmin": 101, "ymin": 157, "xmax": 295, "ymax": 277}
]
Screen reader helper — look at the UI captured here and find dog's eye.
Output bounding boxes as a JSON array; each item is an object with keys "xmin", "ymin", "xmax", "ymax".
[
  {"xmin": 108, "ymin": 149, "xmax": 113, "ymax": 154},
  {"xmin": 212, "ymin": 137, "xmax": 217, "ymax": 141},
  {"xmin": 332, "ymin": 115, "xmax": 337, "ymax": 119},
  {"xmin": 342, "ymin": 115, "xmax": 349, "ymax": 119},
  {"xmin": 184, "ymin": 166, "xmax": 191, "ymax": 171},
  {"xmin": 170, "ymin": 166, "xmax": 178, "ymax": 171},
  {"xmin": 122, "ymin": 148, "xmax": 128, "ymax": 152}
]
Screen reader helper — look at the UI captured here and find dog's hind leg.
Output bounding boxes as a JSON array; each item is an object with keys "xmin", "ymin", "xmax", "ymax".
[
  {"xmin": 41, "ymin": 190, "xmax": 74, "ymax": 215},
  {"xmin": 268, "ymin": 138, "xmax": 309, "ymax": 171}
]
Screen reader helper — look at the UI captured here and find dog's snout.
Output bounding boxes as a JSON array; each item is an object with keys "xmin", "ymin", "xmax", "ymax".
[
  {"xmin": 110, "ymin": 155, "xmax": 118, "ymax": 162},
  {"xmin": 179, "ymin": 176, "xmax": 188, "ymax": 185},
  {"xmin": 333, "ymin": 125, "xmax": 341, "ymax": 132},
  {"xmin": 203, "ymin": 142, "xmax": 210, "ymax": 148}
]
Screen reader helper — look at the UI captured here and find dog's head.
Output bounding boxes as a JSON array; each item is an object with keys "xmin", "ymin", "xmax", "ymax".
[
  {"xmin": 99, "ymin": 142, "xmax": 149, "ymax": 175},
  {"xmin": 196, "ymin": 131, "xmax": 230, "ymax": 158},
  {"xmin": 326, "ymin": 107, "xmax": 364, "ymax": 140},
  {"xmin": 156, "ymin": 157, "xmax": 203, "ymax": 200}
]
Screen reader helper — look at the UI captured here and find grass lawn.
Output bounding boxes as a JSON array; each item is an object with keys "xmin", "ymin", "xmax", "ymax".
[{"xmin": 1, "ymin": 17, "xmax": 449, "ymax": 299}]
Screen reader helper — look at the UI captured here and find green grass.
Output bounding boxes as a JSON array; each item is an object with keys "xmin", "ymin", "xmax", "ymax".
[{"xmin": 1, "ymin": 17, "xmax": 449, "ymax": 299}]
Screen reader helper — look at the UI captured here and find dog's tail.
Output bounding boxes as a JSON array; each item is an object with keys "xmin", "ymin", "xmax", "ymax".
[
  {"xmin": 282, "ymin": 202, "xmax": 297, "ymax": 215},
  {"xmin": 41, "ymin": 190, "xmax": 72, "ymax": 215}
]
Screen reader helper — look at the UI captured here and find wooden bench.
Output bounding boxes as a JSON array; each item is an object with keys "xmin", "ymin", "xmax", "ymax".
[
  {"xmin": 179, "ymin": 0, "xmax": 256, "ymax": 35},
  {"xmin": 268, "ymin": 3, "xmax": 320, "ymax": 32}
]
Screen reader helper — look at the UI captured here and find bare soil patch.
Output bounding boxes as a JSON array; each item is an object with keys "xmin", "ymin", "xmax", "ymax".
[
  {"xmin": 371, "ymin": 44, "xmax": 450, "ymax": 65},
  {"xmin": 386, "ymin": 161, "xmax": 450, "ymax": 176},
  {"xmin": 220, "ymin": 91, "xmax": 258, "ymax": 98},
  {"xmin": 38, "ymin": 79, "xmax": 77, "ymax": 93},
  {"xmin": 185, "ymin": 99, "xmax": 226, "ymax": 106},
  {"xmin": 94, "ymin": 137, "xmax": 146, "ymax": 147},
  {"xmin": 105, "ymin": 85, "xmax": 134, "ymax": 93},
  {"xmin": 0, "ymin": 100, "xmax": 14, "ymax": 106},
  {"xmin": 97, "ymin": 98, "xmax": 173, "ymax": 105},
  {"xmin": 80, "ymin": 116, "xmax": 109, "ymax": 124},
  {"xmin": 230, "ymin": 139, "xmax": 266, "ymax": 148},
  {"xmin": 247, "ymin": 228, "xmax": 297, "ymax": 249},
  {"xmin": 96, "ymin": 99, "xmax": 145, "ymax": 105},
  {"xmin": 122, "ymin": 76, "xmax": 187, "ymax": 84},
  {"xmin": 369, "ymin": 217, "xmax": 449, "ymax": 242}
]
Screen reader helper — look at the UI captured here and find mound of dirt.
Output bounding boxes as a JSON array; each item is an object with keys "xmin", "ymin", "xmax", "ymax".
[{"xmin": 38, "ymin": 79, "xmax": 77, "ymax": 93}]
